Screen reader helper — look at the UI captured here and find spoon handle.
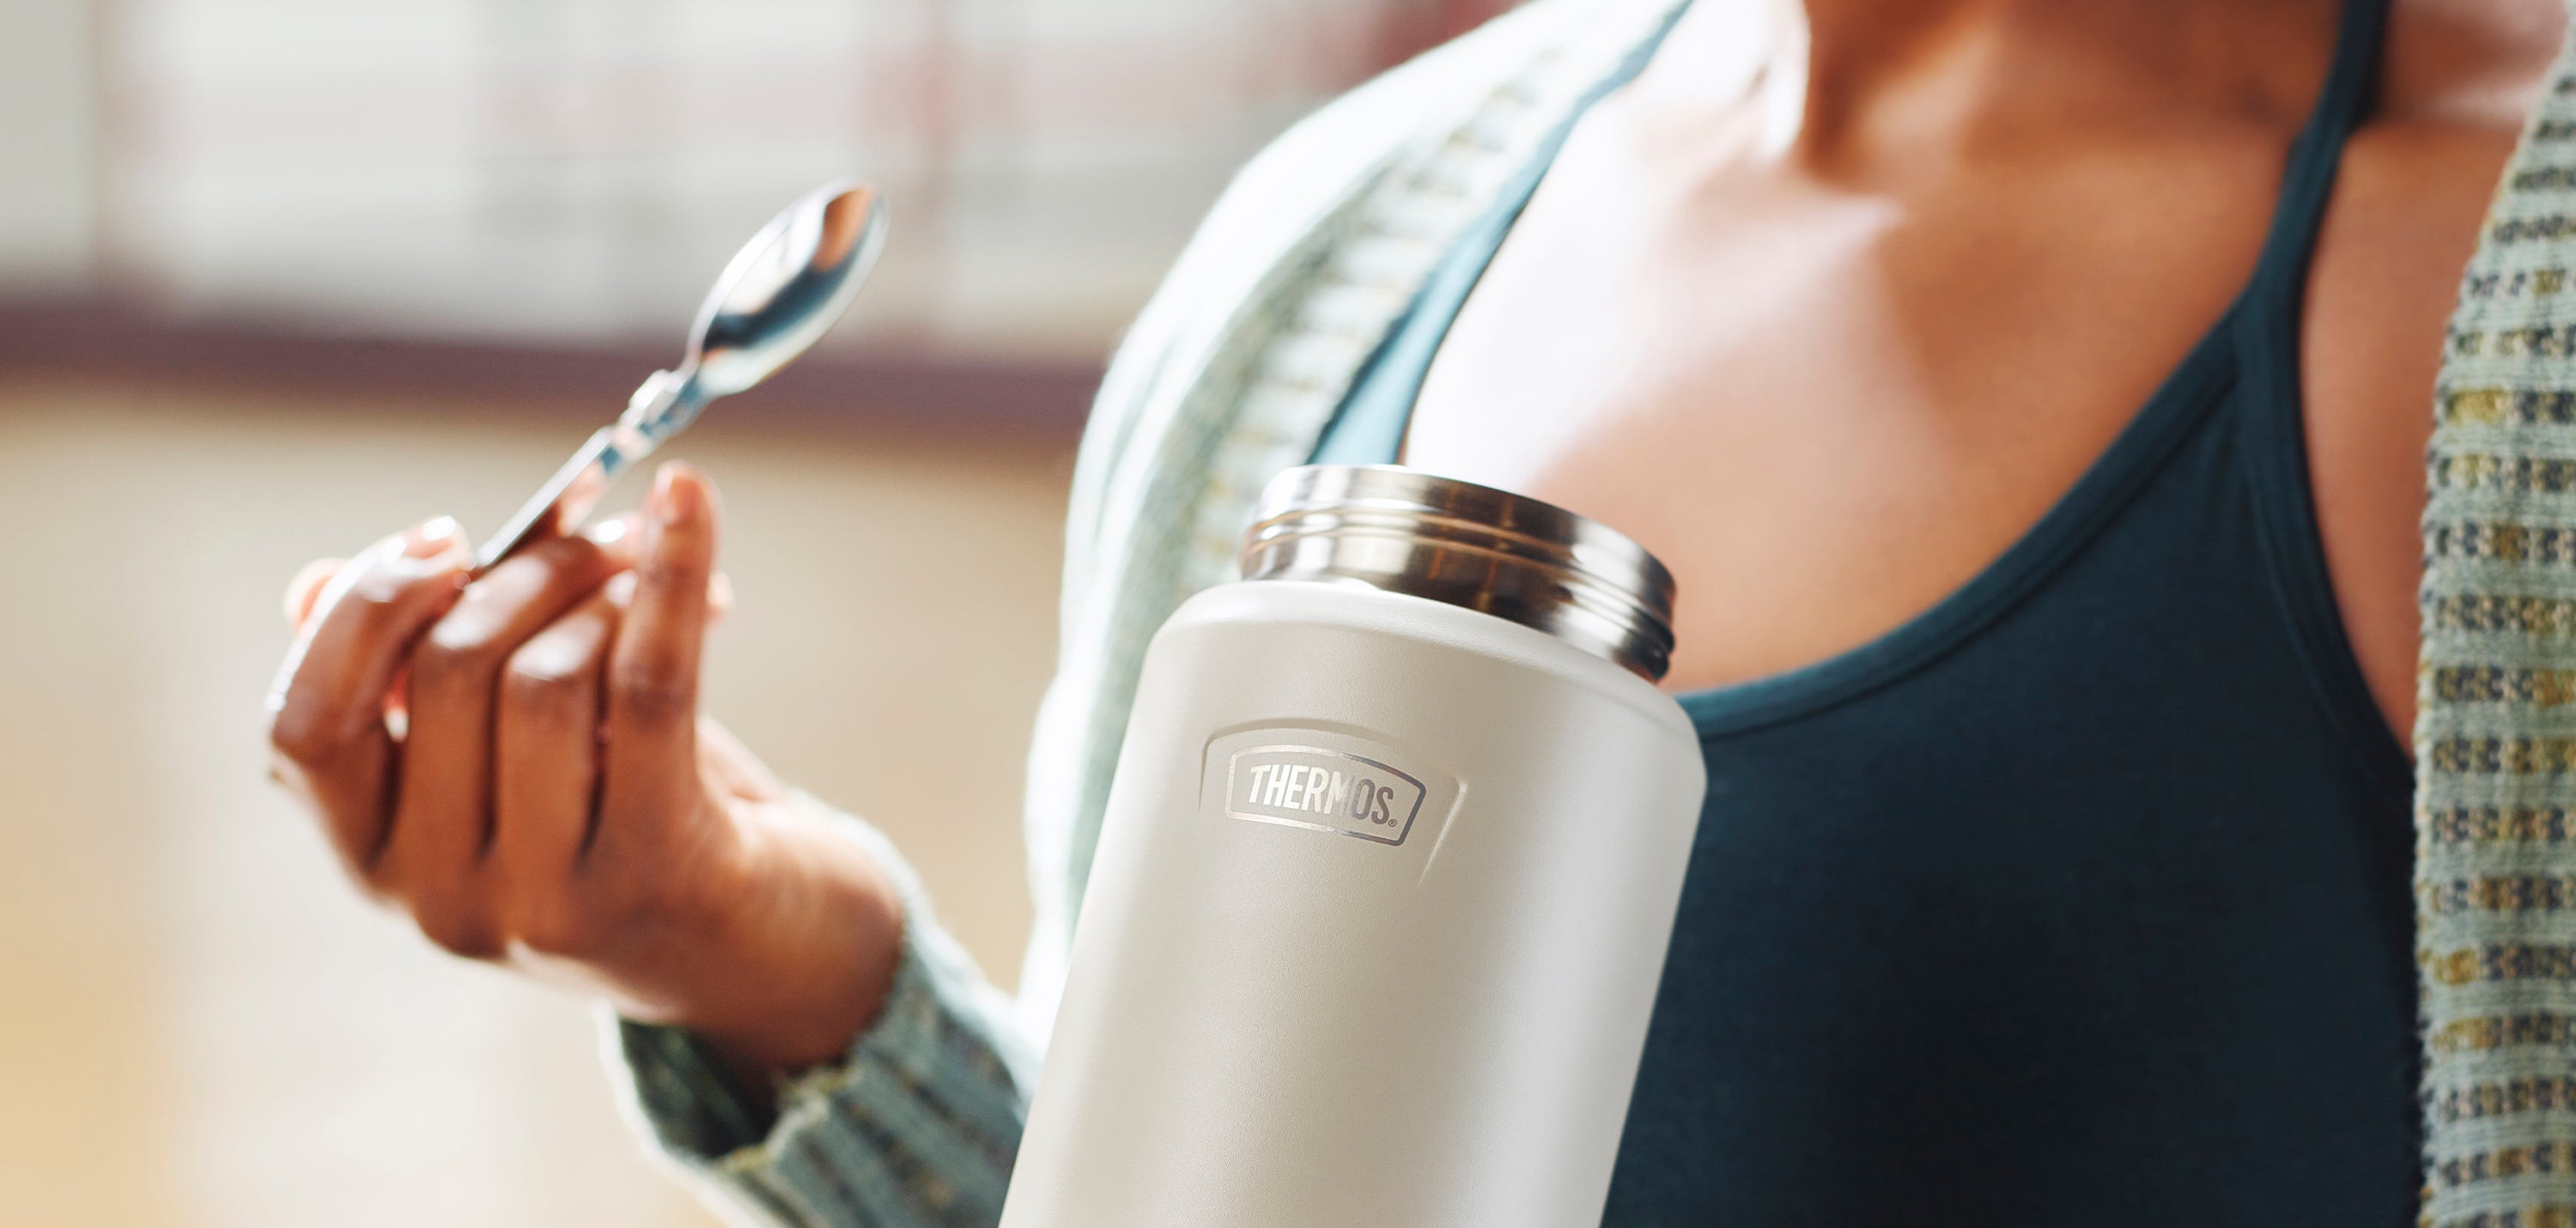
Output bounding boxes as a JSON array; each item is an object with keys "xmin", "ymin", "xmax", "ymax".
[
  {"xmin": 466, "ymin": 178, "xmax": 876, "ymax": 576},
  {"xmin": 471, "ymin": 426, "xmax": 640, "ymax": 574},
  {"xmin": 471, "ymin": 366, "xmax": 708, "ymax": 574}
]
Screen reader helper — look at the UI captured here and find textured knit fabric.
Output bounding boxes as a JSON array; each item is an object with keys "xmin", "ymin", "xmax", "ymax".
[
  {"xmin": 612, "ymin": 795, "xmax": 1035, "ymax": 1225},
  {"xmin": 603, "ymin": 3, "xmax": 2576, "ymax": 1224},
  {"xmin": 2420, "ymin": 19, "xmax": 2576, "ymax": 1225}
]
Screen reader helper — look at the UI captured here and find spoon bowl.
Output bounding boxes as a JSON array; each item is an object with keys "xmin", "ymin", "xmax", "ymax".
[
  {"xmin": 683, "ymin": 180, "xmax": 886, "ymax": 407},
  {"xmin": 472, "ymin": 179, "xmax": 888, "ymax": 572}
]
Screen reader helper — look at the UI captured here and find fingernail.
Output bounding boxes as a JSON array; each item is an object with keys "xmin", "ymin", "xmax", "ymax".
[
  {"xmin": 651, "ymin": 464, "xmax": 705, "ymax": 528},
  {"xmin": 402, "ymin": 515, "xmax": 464, "ymax": 558},
  {"xmin": 586, "ymin": 516, "xmax": 629, "ymax": 548}
]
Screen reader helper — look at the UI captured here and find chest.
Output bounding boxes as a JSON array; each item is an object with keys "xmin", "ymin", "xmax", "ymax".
[{"xmin": 1398, "ymin": 100, "xmax": 2488, "ymax": 730}]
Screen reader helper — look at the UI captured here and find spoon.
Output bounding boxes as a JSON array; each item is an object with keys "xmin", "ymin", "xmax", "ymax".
[{"xmin": 473, "ymin": 179, "xmax": 888, "ymax": 572}]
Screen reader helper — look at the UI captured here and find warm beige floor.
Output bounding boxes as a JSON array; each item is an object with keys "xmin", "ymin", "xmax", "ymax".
[{"xmin": 0, "ymin": 380, "xmax": 1068, "ymax": 1226}]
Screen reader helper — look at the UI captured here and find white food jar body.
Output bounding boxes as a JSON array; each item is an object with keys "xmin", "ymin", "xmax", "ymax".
[{"xmin": 999, "ymin": 465, "xmax": 1707, "ymax": 1228}]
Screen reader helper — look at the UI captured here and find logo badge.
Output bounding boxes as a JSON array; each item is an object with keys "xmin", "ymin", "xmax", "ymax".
[{"xmin": 1213, "ymin": 739, "xmax": 1433, "ymax": 846}]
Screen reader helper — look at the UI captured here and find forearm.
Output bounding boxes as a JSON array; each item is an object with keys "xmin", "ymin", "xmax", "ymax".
[{"xmin": 614, "ymin": 799, "xmax": 1035, "ymax": 1228}]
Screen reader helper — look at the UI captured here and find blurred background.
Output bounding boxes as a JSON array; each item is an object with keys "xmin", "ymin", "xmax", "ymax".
[{"xmin": 0, "ymin": 0, "xmax": 1507, "ymax": 1222}]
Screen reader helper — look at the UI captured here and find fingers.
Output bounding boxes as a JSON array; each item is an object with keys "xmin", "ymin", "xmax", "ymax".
[
  {"xmin": 276, "ymin": 477, "xmax": 730, "ymax": 978},
  {"xmin": 492, "ymin": 590, "xmax": 618, "ymax": 885},
  {"xmin": 282, "ymin": 517, "xmax": 714, "ymax": 635},
  {"xmin": 374, "ymin": 520, "xmax": 641, "ymax": 952},
  {"xmin": 597, "ymin": 564, "xmax": 732, "ymax": 624},
  {"xmin": 599, "ymin": 464, "xmax": 719, "ymax": 857},
  {"xmin": 268, "ymin": 518, "xmax": 471, "ymax": 872}
]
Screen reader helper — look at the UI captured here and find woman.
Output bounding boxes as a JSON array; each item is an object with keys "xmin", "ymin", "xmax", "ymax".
[{"xmin": 265, "ymin": 0, "xmax": 2571, "ymax": 1222}]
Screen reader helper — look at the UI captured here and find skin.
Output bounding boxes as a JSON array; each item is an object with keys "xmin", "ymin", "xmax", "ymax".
[
  {"xmin": 1405, "ymin": 0, "xmax": 2565, "ymax": 734},
  {"xmin": 267, "ymin": 468, "xmax": 899, "ymax": 1075},
  {"xmin": 268, "ymin": 0, "xmax": 2562, "ymax": 1079}
]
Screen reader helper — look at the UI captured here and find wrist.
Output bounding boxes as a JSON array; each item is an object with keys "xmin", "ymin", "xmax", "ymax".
[{"xmin": 677, "ymin": 800, "xmax": 907, "ymax": 1076}]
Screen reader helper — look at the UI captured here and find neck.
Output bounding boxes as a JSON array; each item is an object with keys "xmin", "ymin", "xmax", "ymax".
[{"xmin": 1650, "ymin": 0, "xmax": 2350, "ymax": 172}]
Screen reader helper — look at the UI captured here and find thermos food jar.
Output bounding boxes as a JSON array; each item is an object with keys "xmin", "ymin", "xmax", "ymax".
[{"xmin": 998, "ymin": 464, "xmax": 1708, "ymax": 1228}]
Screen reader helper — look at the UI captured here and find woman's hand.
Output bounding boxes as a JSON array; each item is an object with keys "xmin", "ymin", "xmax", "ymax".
[{"xmin": 264, "ymin": 464, "xmax": 903, "ymax": 1075}]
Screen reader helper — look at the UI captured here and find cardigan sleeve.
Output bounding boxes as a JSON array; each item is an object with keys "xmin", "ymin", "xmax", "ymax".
[{"xmin": 607, "ymin": 798, "xmax": 1037, "ymax": 1228}]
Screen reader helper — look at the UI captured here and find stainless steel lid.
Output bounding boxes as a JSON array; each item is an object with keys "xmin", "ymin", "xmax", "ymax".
[{"xmin": 1237, "ymin": 464, "xmax": 1679, "ymax": 683}]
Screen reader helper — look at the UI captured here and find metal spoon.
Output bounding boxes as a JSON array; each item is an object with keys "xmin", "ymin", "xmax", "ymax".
[{"xmin": 473, "ymin": 179, "xmax": 887, "ymax": 572}]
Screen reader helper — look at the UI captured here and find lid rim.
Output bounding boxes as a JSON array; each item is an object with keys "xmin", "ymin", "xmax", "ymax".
[{"xmin": 1237, "ymin": 465, "xmax": 1679, "ymax": 684}]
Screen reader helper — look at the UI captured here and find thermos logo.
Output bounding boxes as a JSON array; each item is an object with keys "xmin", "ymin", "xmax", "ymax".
[{"xmin": 1224, "ymin": 745, "xmax": 1428, "ymax": 846}]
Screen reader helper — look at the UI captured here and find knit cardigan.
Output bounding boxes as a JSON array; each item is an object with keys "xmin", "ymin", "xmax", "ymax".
[
  {"xmin": 605, "ymin": 3, "xmax": 2576, "ymax": 1224},
  {"xmin": 2420, "ymin": 17, "xmax": 2576, "ymax": 1221}
]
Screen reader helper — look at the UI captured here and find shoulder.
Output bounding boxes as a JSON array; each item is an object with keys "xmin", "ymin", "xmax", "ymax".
[
  {"xmin": 2310, "ymin": 0, "xmax": 2563, "ymax": 448},
  {"xmin": 2314, "ymin": 3, "xmax": 2555, "ymax": 380},
  {"xmin": 1062, "ymin": 0, "xmax": 1669, "ymax": 556},
  {"xmin": 2301, "ymin": 0, "xmax": 2564, "ymax": 735},
  {"xmin": 2342, "ymin": 1, "xmax": 2563, "ymax": 257},
  {"xmin": 1095, "ymin": 0, "xmax": 1616, "ymax": 391}
]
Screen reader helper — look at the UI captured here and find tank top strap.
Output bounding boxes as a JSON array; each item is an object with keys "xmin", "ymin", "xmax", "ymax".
[
  {"xmin": 1310, "ymin": 3, "xmax": 1692, "ymax": 466},
  {"xmin": 2239, "ymin": 0, "xmax": 2389, "ymax": 328},
  {"xmin": 2233, "ymin": 0, "xmax": 2409, "ymax": 798}
]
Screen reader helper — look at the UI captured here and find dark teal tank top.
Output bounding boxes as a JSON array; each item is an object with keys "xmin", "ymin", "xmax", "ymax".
[{"xmin": 1309, "ymin": 1, "xmax": 2418, "ymax": 1220}]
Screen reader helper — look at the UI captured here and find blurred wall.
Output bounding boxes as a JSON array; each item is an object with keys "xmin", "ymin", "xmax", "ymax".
[
  {"xmin": 90, "ymin": 0, "xmax": 1503, "ymax": 362},
  {"xmin": 0, "ymin": 0, "xmax": 100, "ymax": 291},
  {"xmin": 0, "ymin": 380, "xmax": 1072, "ymax": 1226},
  {"xmin": 0, "ymin": 2, "xmax": 1516, "ymax": 1222}
]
